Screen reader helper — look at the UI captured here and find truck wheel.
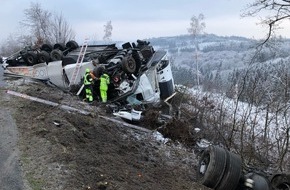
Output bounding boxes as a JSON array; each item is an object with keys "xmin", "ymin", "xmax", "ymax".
[
  {"xmin": 41, "ymin": 44, "xmax": 53, "ymax": 52},
  {"xmin": 50, "ymin": 49, "xmax": 63, "ymax": 61},
  {"xmin": 122, "ymin": 56, "xmax": 136, "ymax": 74},
  {"xmin": 53, "ymin": 43, "xmax": 66, "ymax": 51},
  {"xmin": 66, "ymin": 40, "xmax": 79, "ymax": 50},
  {"xmin": 38, "ymin": 51, "xmax": 50, "ymax": 63},
  {"xmin": 270, "ymin": 174, "xmax": 290, "ymax": 190},
  {"xmin": 197, "ymin": 146, "xmax": 227, "ymax": 188},
  {"xmin": 23, "ymin": 52, "xmax": 38, "ymax": 66},
  {"xmin": 215, "ymin": 151, "xmax": 242, "ymax": 190}
]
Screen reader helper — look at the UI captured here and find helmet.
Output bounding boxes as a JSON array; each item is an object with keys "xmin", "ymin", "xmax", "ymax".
[{"xmin": 85, "ymin": 68, "xmax": 90, "ymax": 73}]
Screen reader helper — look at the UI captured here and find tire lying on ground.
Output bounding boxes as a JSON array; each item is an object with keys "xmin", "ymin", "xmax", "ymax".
[
  {"xmin": 196, "ymin": 146, "xmax": 228, "ymax": 188},
  {"xmin": 270, "ymin": 173, "xmax": 290, "ymax": 190},
  {"xmin": 215, "ymin": 151, "xmax": 242, "ymax": 190},
  {"xmin": 197, "ymin": 145, "xmax": 243, "ymax": 190},
  {"xmin": 38, "ymin": 51, "xmax": 50, "ymax": 63},
  {"xmin": 23, "ymin": 51, "xmax": 38, "ymax": 66},
  {"xmin": 50, "ymin": 49, "xmax": 63, "ymax": 61}
]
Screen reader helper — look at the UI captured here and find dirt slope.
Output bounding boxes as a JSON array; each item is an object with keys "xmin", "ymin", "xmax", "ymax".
[{"xmin": 3, "ymin": 79, "xmax": 210, "ymax": 190}]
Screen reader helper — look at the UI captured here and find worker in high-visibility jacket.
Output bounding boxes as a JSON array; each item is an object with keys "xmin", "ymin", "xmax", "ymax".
[
  {"xmin": 100, "ymin": 72, "xmax": 110, "ymax": 103},
  {"xmin": 84, "ymin": 68, "xmax": 94, "ymax": 102}
]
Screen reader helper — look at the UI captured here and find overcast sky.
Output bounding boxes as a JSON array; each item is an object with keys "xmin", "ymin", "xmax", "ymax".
[{"xmin": 1, "ymin": 0, "xmax": 290, "ymax": 43}]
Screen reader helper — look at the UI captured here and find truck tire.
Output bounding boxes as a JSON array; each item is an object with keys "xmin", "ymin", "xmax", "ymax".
[
  {"xmin": 41, "ymin": 44, "xmax": 53, "ymax": 52},
  {"xmin": 66, "ymin": 40, "xmax": 79, "ymax": 50},
  {"xmin": 215, "ymin": 151, "xmax": 242, "ymax": 190},
  {"xmin": 270, "ymin": 174, "xmax": 290, "ymax": 190},
  {"xmin": 38, "ymin": 51, "xmax": 50, "ymax": 63},
  {"xmin": 122, "ymin": 56, "xmax": 136, "ymax": 74},
  {"xmin": 50, "ymin": 49, "xmax": 63, "ymax": 61},
  {"xmin": 53, "ymin": 43, "xmax": 66, "ymax": 51},
  {"xmin": 197, "ymin": 146, "xmax": 227, "ymax": 188},
  {"xmin": 23, "ymin": 52, "xmax": 38, "ymax": 66}
]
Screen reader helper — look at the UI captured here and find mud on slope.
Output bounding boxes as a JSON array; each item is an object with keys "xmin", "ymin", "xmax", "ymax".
[{"xmin": 6, "ymin": 79, "xmax": 210, "ymax": 190}]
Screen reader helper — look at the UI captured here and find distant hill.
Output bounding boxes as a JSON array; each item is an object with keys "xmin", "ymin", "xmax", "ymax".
[{"xmin": 144, "ymin": 34, "xmax": 290, "ymax": 89}]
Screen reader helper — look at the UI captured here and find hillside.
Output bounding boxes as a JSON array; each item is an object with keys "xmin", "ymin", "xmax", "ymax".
[
  {"xmin": 0, "ymin": 76, "xmax": 211, "ymax": 190},
  {"xmin": 2, "ymin": 33, "xmax": 290, "ymax": 189},
  {"xmin": 147, "ymin": 34, "xmax": 290, "ymax": 89}
]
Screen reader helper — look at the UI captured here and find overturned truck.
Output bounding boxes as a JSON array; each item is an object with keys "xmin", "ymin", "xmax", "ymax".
[{"xmin": 3, "ymin": 40, "xmax": 175, "ymax": 107}]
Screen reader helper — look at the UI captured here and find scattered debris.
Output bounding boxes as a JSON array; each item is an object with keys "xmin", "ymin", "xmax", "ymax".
[
  {"xmin": 53, "ymin": 120, "xmax": 61, "ymax": 127},
  {"xmin": 113, "ymin": 109, "xmax": 142, "ymax": 121}
]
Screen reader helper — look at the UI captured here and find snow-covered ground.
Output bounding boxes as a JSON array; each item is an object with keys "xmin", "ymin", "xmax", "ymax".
[{"xmin": 182, "ymin": 86, "xmax": 290, "ymax": 170}]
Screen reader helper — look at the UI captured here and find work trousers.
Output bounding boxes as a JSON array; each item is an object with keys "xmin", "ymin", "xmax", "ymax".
[
  {"xmin": 85, "ymin": 85, "xmax": 93, "ymax": 102},
  {"xmin": 100, "ymin": 89, "xmax": 107, "ymax": 103}
]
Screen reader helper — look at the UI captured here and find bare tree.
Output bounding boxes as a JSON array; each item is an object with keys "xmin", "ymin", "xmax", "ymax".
[
  {"xmin": 50, "ymin": 13, "xmax": 75, "ymax": 44},
  {"xmin": 242, "ymin": 0, "xmax": 290, "ymax": 45},
  {"xmin": 103, "ymin": 20, "xmax": 113, "ymax": 42},
  {"xmin": 20, "ymin": 2, "xmax": 75, "ymax": 46},
  {"xmin": 187, "ymin": 14, "xmax": 206, "ymax": 88},
  {"xmin": 21, "ymin": 2, "xmax": 52, "ymax": 46}
]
